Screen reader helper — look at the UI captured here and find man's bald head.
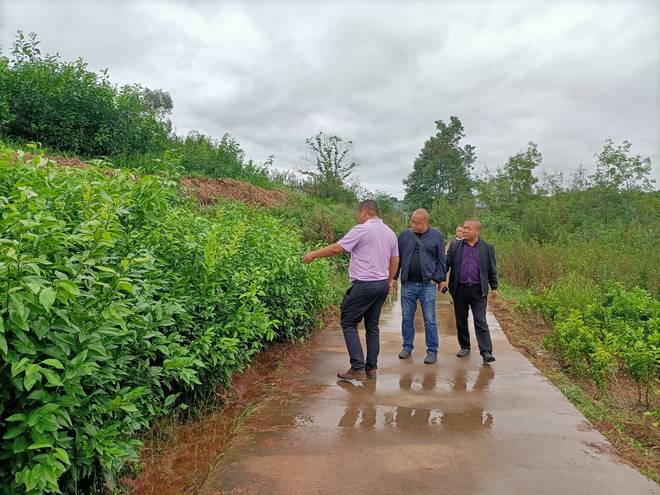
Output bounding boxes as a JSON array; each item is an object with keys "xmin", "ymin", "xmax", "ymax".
[
  {"xmin": 412, "ymin": 208, "xmax": 429, "ymax": 220},
  {"xmin": 410, "ymin": 208, "xmax": 430, "ymax": 233}
]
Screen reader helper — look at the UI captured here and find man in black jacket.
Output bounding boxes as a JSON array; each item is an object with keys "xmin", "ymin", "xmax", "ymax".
[{"xmin": 440, "ymin": 220, "xmax": 498, "ymax": 363}]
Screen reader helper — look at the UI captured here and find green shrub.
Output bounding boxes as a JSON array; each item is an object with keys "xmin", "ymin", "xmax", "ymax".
[
  {"xmin": 618, "ymin": 325, "xmax": 659, "ymax": 405},
  {"xmin": 270, "ymin": 192, "xmax": 356, "ymax": 244},
  {"xmin": 528, "ymin": 272, "xmax": 599, "ymax": 321},
  {"xmin": 0, "ymin": 144, "xmax": 331, "ymax": 493},
  {"xmin": 545, "ymin": 311, "xmax": 599, "ymax": 376},
  {"xmin": 542, "ymin": 283, "xmax": 659, "ymax": 403},
  {"xmin": 172, "ymin": 132, "xmax": 271, "ymax": 187},
  {"xmin": 0, "ymin": 32, "xmax": 171, "ymax": 158}
]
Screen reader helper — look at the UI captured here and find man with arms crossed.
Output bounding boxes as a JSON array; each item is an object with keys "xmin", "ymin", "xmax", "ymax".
[
  {"xmin": 440, "ymin": 220, "xmax": 498, "ymax": 364},
  {"xmin": 393, "ymin": 209, "xmax": 446, "ymax": 364},
  {"xmin": 303, "ymin": 200, "xmax": 399, "ymax": 381}
]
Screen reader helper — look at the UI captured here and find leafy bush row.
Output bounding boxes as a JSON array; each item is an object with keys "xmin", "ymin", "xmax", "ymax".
[
  {"xmin": 493, "ymin": 228, "xmax": 659, "ymax": 298},
  {"xmin": 0, "ymin": 144, "xmax": 331, "ymax": 493},
  {"xmin": 0, "ymin": 32, "xmax": 171, "ymax": 158},
  {"xmin": 529, "ymin": 275, "xmax": 659, "ymax": 403}
]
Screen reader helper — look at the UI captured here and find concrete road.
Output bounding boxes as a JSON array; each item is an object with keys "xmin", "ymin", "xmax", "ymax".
[{"xmin": 201, "ymin": 294, "xmax": 659, "ymax": 495}]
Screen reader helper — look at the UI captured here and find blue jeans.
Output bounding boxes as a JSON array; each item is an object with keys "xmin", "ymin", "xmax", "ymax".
[{"xmin": 401, "ymin": 282, "xmax": 439, "ymax": 353}]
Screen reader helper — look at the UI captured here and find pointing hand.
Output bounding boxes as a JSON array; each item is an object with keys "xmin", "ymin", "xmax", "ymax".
[{"xmin": 302, "ymin": 251, "xmax": 317, "ymax": 264}]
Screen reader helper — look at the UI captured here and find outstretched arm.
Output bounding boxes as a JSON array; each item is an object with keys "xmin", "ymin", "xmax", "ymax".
[{"xmin": 303, "ymin": 243, "xmax": 346, "ymax": 263}]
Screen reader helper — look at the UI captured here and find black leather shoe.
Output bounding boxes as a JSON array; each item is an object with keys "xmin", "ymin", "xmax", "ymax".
[
  {"xmin": 482, "ymin": 352, "xmax": 496, "ymax": 363},
  {"xmin": 337, "ymin": 368, "xmax": 366, "ymax": 381},
  {"xmin": 456, "ymin": 348, "xmax": 470, "ymax": 358}
]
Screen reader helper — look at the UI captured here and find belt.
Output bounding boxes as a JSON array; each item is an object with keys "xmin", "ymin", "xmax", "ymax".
[{"xmin": 458, "ymin": 282, "xmax": 480, "ymax": 287}]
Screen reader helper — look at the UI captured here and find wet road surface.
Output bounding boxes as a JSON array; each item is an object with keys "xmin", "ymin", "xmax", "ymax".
[{"xmin": 201, "ymin": 295, "xmax": 659, "ymax": 494}]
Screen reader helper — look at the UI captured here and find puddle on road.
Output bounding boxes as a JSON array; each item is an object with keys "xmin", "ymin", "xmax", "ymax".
[{"xmin": 248, "ymin": 379, "xmax": 496, "ymax": 439}]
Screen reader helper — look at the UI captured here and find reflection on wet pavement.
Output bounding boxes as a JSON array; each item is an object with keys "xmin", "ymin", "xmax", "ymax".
[
  {"xmin": 333, "ymin": 365, "xmax": 496, "ymax": 434},
  {"xmin": 200, "ymin": 295, "xmax": 660, "ymax": 495}
]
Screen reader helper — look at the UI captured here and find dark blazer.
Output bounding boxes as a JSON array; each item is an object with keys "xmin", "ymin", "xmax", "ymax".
[
  {"xmin": 395, "ymin": 228, "xmax": 446, "ymax": 284},
  {"xmin": 445, "ymin": 239, "xmax": 498, "ymax": 297}
]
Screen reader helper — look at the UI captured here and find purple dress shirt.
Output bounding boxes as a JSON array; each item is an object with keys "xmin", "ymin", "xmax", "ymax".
[
  {"xmin": 459, "ymin": 240, "xmax": 480, "ymax": 284},
  {"xmin": 338, "ymin": 218, "xmax": 398, "ymax": 282}
]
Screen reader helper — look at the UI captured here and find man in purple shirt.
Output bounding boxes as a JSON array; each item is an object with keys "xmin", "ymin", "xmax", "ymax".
[
  {"xmin": 303, "ymin": 200, "xmax": 399, "ymax": 380},
  {"xmin": 440, "ymin": 220, "xmax": 498, "ymax": 364}
]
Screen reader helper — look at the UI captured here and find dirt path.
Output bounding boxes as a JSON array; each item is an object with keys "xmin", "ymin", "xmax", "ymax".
[{"xmin": 200, "ymin": 295, "xmax": 659, "ymax": 495}]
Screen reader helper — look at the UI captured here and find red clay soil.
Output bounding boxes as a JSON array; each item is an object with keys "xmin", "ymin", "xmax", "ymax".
[
  {"xmin": 17, "ymin": 152, "xmax": 288, "ymax": 208},
  {"xmin": 180, "ymin": 177, "xmax": 288, "ymax": 208},
  {"xmin": 17, "ymin": 152, "xmax": 90, "ymax": 169}
]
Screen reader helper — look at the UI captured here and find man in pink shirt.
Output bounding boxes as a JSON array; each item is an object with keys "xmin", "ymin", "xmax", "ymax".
[{"xmin": 303, "ymin": 200, "xmax": 399, "ymax": 381}]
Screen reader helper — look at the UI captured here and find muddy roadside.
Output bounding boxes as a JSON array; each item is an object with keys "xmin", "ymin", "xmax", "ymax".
[{"xmin": 121, "ymin": 310, "xmax": 337, "ymax": 494}]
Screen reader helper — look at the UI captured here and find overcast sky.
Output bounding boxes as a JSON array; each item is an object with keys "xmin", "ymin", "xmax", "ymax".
[{"xmin": 1, "ymin": 0, "xmax": 658, "ymax": 197}]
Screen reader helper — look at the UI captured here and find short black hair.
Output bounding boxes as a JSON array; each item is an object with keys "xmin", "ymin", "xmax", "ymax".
[{"xmin": 358, "ymin": 199, "xmax": 380, "ymax": 217}]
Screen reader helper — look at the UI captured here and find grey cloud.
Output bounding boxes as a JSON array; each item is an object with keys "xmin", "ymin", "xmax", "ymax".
[{"xmin": 1, "ymin": 0, "xmax": 658, "ymax": 198}]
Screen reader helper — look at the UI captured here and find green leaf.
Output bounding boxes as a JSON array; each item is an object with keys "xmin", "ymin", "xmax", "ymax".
[
  {"xmin": 39, "ymin": 287, "xmax": 57, "ymax": 312},
  {"xmin": 56, "ymin": 279, "xmax": 80, "ymax": 297},
  {"xmin": 9, "ymin": 304, "xmax": 29, "ymax": 331},
  {"xmin": 25, "ymin": 282, "xmax": 43, "ymax": 295},
  {"xmin": 24, "ymin": 364, "xmax": 41, "ymax": 391},
  {"xmin": 6, "ymin": 413, "xmax": 27, "ymax": 422},
  {"xmin": 11, "ymin": 357, "xmax": 30, "ymax": 377},
  {"xmin": 70, "ymin": 350, "xmax": 88, "ymax": 368},
  {"xmin": 27, "ymin": 389, "xmax": 52, "ymax": 401},
  {"xmin": 0, "ymin": 334, "xmax": 7, "ymax": 355},
  {"xmin": 28, "ymin": 441, "xmax": 53, "ymax": 450},
  {"xmin": 3, "ymin": 426, "xmax": 24, "ymax": 440},
  {"xmin": 120, "ymin": 403, "xmax": 138, "ymax": 413},
  {"xmin": 83, "ymin": 423, "xmax": 98, "ymax": 436},
  {"xmin": 117, "ymin": 280, "xmax": 133, "ymax": 293},
  {"xmin": 41, "ymin": 358, "xmax": 64, "ymax": 369},
  {"xmin": 24, "ymin": 373, "xmax": 39, "ymax": 391},
  {"xmin": 96, "ymin": 266, "xmax": 117, "ymax": 274},
  {"xmin": 41, "ymin": 368, "xmax": 63, "ymax": 387},
  {"xmin": 164, "ymin": 394, "xmax": 177, "ymax": 407},
  {"xmin": 12, "ymin": 436, "xmax": 29, "ymax": 454},
  {"xmin": 54, "ymin": 447, "xmax": 70, "ymax": 465}
]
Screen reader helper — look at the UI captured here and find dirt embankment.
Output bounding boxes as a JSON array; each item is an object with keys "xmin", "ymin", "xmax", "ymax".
[
  {"xmin": 19, "ymin": 152, "xmax": 289, "ymax": 208},
  {"xmin": 180, "ymin": 177, "xmax": 288, "ymax": 208}
]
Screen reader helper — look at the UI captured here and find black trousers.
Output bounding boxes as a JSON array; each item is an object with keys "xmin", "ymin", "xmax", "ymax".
[
  {"xmin": 340, "ymin": 280, "xmax": 389, "ymax": 370},
  {"xmin": 452, "ymin": 284, "xmax": 493, "ymax": 355}
]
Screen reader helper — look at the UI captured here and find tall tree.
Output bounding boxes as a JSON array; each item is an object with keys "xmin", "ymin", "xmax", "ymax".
[
  {"xmin": 499, "ymin": 141, "xmax": 542, "ymax": 204},
  {"xmin": 591, "ymin": 139, "xmax": 655, "ymax": 192},
  {"xmin": 403, "ymin": 116, "xmax": 475, "ymax": 209},
  {"xmin": 301, "ymin": 132, "xmax": 358, "ymax": 185},
  {"xmin": 476, "ymin": 142, "xmax": 542, "ymax": 219}
]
